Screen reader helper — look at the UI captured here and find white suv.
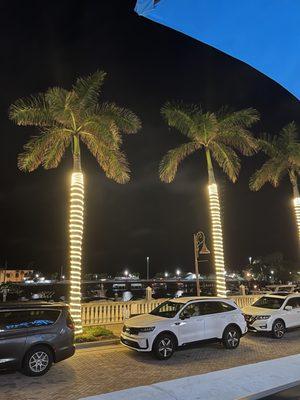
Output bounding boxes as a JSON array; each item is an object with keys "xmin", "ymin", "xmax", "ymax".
[
  {"xmin": 121, "ymin": 297, "xmax": 247, "ymax": 359},
  {"xmin": 242, "ymin": 294, "xmax": 300, "ymax": 339}
]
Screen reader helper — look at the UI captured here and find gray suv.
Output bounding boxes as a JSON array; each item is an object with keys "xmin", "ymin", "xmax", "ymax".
[{"xmin": 0, "ymin": 302, "xmax": 75, "ymax": 376}]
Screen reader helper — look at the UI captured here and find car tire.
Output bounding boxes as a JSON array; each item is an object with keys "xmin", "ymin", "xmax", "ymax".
[
  {"xmin": 22, "ymin": 345, "xmax": 53, "ymax": 376},
  {"xmin": 272, "ymin": 319, "xmax": 286, "ymax": 339},
  {"xmin": 222, "ymin": 325, "xmax": 241, "ymax": 349},
  {"xmin": 152, "ymin": 333, "xmax": 176, "ymax": 360}
]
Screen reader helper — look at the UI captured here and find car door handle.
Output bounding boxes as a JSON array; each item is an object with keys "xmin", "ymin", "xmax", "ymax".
[{"xmin": 174, "ymin": 322, "xmax": 181, "ymax": 325}]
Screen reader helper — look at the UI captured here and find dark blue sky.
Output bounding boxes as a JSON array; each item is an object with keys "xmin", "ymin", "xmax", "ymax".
[{"xmin": 1, "ymin": 0, "xmax": 300, "ymax": 276}]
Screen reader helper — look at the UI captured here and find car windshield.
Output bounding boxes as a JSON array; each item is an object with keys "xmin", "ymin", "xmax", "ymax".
[
  {"xmin": 253, "ymin": 296, "xmax": 285, "ymax": 309},
  {"xmin": 150, "ymin": 301, "xmax": 184, "ymax": 318}
]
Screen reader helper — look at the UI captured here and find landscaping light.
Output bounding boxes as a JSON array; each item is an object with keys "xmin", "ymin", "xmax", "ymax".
[
  {"xmin": 69, "ymin": 172, "xmax": 84, "ymax": 335},
  {"xmin": 208, "ymin": 183, "xmax": 226, "ymax": 297}
]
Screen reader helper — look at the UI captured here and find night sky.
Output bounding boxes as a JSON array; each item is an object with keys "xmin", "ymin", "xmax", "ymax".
[{"xmin": 1, "ymin": 0, "xmax": 300, "ymax": 277}]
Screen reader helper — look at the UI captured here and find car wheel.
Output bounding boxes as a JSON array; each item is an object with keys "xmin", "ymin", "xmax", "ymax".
[
  {"xmin": 152, "ymin": 333, "xmax": 176, "ymax": 360},
  {"xmin": 222, "ymin": 325, "xmax": 241, "ymax": 349},
  {"xmin": 272, "ymin": 319, "xmax": 286, "ymax": 339},
  {"xmin": 22, "ymin": 345, "xmax": 53, "ymax": 376}
]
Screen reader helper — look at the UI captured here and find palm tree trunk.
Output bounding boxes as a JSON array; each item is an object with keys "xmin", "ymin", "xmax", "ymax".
[
  {"xmin": 205, "ymin": 148, "xmax": 227, "ymax": 297},
  {"xmin": 290, "ymin": 171, "xmax": 300, "ymax": 250},
  {"xmin": 69, "ymin": 135, "xmax": 84, "ymax": 334}
]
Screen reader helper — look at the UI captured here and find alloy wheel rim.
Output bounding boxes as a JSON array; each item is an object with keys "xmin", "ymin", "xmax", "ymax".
[
  {"xmin": 274, "ymin": 322, "xmax": 284, "ymax": 338},
  {"xmin": 158, "ymin": 338, "xmax": 173, "ymax": 358},
  {"xmin": 227, "ymin": 330, "xmax": 239, "ymax": 347},
  {"xmin": 29, "ymin": 351, "xmax": 49, "ymax": 373}
]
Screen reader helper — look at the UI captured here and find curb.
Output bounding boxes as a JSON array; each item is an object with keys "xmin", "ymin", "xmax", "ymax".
[
  {"xmin": 242, "ymin": 379, "xmax": 300, "ymax": 400},
  {"xmin": 75, "ymin": 338, "xmax": 120, "ymax": 349}
]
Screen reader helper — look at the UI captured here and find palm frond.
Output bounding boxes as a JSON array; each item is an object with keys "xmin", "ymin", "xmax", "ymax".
[
  {"xmin": 256, "ymin": 134, "xmax": 279, "ymax": 157},
  {"xmin": 94, "ymin": 102, "xmax": 141, "ymax": 134},
  {"xmin": 218, "ymin": 107, "xmax": 260, "ymax": 128},
  {"xmin": 159, "ymin": 141, "xmax": 200, "ymax": 183},
  {"xmin": 45, "ymin": 87, "xmax": 76, "ymax": 127},
  {"xmin": 210, "ymin": 142, "xmax": 240, "ymax": 183},
  {"xmin": 249, "ymin": 158, "xmax": 287, "ymax": 191},
  {"xmin": 81, "ymin": 116, "xmax": 122, "ymax": 149},
  {"xmin": 43, "ymin": 128, "xmax": 72, "ymax": 169},
  {"xmin": 18, "ymin": 130, "xmax": 59, "ymax": 172},
  {"xmin": 161, "ymin": 101, "xmax": 201, "ymax": 140},
  {"xmin": 9, "ymin": 94, "xmax": 53, "ymax": 126},
  {"xmin": 73, "ymin": 70, "xmax": 107, "ymax": 110},
  {"xmin": 80, "ymin": 133, "xmax": 130, "ymax": 183}
]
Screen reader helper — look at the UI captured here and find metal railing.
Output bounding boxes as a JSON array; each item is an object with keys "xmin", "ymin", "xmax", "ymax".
[{"xmin": 81, "ymin": 294, "xmax": 261, "ymax": 326}]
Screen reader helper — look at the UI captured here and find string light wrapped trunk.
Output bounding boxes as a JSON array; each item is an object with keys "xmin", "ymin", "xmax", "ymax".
[
  {"xmin": 208, "ymin": 183, "xmax": 226, "ymax": 297},
  {"xmin": 206, "ymin": 149, "xmax": 227, "ymax": 297},
  {"xmin": 69, "ymin": 136, "xmax": 84, "ymax": 334}
]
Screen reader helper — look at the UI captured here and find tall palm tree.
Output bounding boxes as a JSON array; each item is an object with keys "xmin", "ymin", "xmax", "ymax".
[
  {"xmin": 10, "ymin": 71, "xmax": 141, "ymax": 332},
  {"xmin": 159, "ymin": 102, "xmax": 259, "ymax": 296},
  {"xmin": 250, "ymin": 122, "xmax": 300, "ymax": 244}
]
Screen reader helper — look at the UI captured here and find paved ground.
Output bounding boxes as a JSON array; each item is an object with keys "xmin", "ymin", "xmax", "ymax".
[{"xmin": 1, "ymin": 331, "xmax": 300, "ymax": 400}]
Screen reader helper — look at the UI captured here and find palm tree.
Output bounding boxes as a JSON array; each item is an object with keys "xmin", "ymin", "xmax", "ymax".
[
  {"xmin": 250, "ymin": 122, "xmax": 300, "ymax": 244},
  {"xmin": 159, "ymin": 102, "xmax": 259, "ymax": 296},
  {"xmin": 10, "ymin": 71, "xmax": 141, "ymax": 332}
]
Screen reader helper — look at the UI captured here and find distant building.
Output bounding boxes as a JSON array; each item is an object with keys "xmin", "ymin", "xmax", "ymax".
[{"xmin": 0, "ymin": 269, "xmax": 34, "ymax": 283}]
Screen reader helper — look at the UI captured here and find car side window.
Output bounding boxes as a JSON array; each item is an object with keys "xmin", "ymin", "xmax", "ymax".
[
  {"xmin": 198, "ymin": 301, "xmax": 222, "ymax": 315},
  {"xmin": 0, "ymin": 309, "xmax": 60, "ymax": 331},
  {"xmin": 181, "ymin": 303, "xmax": 201, "ymax": 318},
  {"xmin": 286, "ymin": 298, "xmax": 300, "ymax": 309}
]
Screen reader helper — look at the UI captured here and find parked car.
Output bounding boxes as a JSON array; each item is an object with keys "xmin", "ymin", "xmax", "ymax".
[
  {"xmin": 121, "ymin": 297, "xmax": 247, "ymax": 359},
  {"xmin": 242, "ymin": 294, "xmax": 300, "ymax": 338},
  {"xmin": 0, "ymin": 302, "xmax": 75, "ymax": 376}
]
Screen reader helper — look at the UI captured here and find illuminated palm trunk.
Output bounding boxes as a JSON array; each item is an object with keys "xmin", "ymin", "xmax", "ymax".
[
  {"xmin": 206, "ymin": 149, "xmax": 227, "ymax": 297},
  {"xmin": 291, "ymin": 172, "xmax": 300, "ymax": 246},
  {"xmin": 69, "ymin": 136, "xmax": 84, "ymax": 334}
]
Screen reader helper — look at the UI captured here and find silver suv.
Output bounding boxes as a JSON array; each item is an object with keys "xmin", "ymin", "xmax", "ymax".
[{"xmin": 0, "ymin": 302, "xmax": 75, "ymax": 376}]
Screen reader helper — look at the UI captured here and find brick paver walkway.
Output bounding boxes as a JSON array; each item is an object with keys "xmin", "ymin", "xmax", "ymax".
[{"xmin": 1, "ymin": 331, "xmax": 300, "ymax": 400}]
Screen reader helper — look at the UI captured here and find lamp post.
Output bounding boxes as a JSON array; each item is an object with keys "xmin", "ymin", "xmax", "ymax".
[
  {"xmin": 176, "ymin": 269, "xmax": 181, "ymax": 278},
  {"xmin": 146, "ymin": 257, "xmax": 150, "ymax": 280},
  {"xmin": 193, "ymin": 231, "xmax": 210, "ymax": 296}
]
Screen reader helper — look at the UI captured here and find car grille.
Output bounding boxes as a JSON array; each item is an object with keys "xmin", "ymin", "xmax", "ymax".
[
  {"xmin": 244, "ymin": 314, "xmax": 257, "ymax": 325},
  {"xmin": 122, "ymin": 326, "xmax": 139, "ymax": 335}
]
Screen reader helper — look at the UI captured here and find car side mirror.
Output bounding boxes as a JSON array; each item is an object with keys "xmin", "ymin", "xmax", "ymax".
[{"xmin": 285, "ymin": 305, "xmax": 293, "ymax": 311}]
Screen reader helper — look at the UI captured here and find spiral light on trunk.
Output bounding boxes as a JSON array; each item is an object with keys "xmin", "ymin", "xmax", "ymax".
[
  {"xmin": 293, "ymin": 197, "xmax": 300, "ymax": 242},
  {"xmin": 208, "ymin": 183, "xmax": 227, "ymax": 297},
  {"xmin": 69, "ymin": 172, "xmax": 84, "ymax": 334}
]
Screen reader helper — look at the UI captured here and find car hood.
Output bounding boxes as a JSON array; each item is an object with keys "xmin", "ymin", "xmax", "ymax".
[
  {"xmin": 242, "ymin": 305, "xmax": 278, "ymax": 316},
  {"xmin": 125, "ymin": 313, "xmax": 169, "ymax": 327}
]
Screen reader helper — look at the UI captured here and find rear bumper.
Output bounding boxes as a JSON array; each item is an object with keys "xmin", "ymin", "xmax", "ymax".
[{"xmin": 55, "ymin": 345, "xmax": 75, "ymax": 363}]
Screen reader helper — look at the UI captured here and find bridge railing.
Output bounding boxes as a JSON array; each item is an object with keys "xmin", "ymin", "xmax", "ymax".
[{"xmin": 81, "ymin": 295, "xmax": 261, "ymax": 326}]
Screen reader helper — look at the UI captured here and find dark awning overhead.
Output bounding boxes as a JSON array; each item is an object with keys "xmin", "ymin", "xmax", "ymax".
[{"xmin": 135, "ymin": 0, "xmax": 300, "ymax": 99}]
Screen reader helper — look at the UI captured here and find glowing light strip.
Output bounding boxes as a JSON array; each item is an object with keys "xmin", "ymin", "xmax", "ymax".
[
  {"xmin": 69, "ymin": 172, "xmax": 84, "ymax": 334},
  {"xmin": 208, "ymin": 183, "xmax": 227, "ymax": 297},
  {"xmin": 293, "ymin": 197, "xmax": 300, "ymax": 242}
]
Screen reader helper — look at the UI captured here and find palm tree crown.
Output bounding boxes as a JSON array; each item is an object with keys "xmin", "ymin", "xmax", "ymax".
[
  {"xmin": 159, "ymin": 102, "xmax": 259, "ymax": 183},
  {"xmin": 250, "ymin": 122, "xmax": 300, "ymax": 195},
  {"xmin": 9, "ymin": 70, "xmax": 141, "ymax": 182}
]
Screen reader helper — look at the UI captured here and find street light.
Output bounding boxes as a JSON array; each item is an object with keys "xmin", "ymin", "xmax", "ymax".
[
  {"xmin": 124, "ymin": 269, "xmax": 129, "ymax": 277},
  {"xmin": 193, "ymin": 231, "xmax": 210, "ymax": 296},
  {"xmin": 176, "ymin": 269, "xmax": 181, "ymax": 277},
  {"xmin": 164, "ymin": 272, "xmax": 169, "ymax": 278},
  {"xmin": 271, "ymin": 270, "xmax": 274, "ymax": 275}
]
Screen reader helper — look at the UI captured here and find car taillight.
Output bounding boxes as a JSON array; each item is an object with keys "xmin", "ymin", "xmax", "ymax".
[{"xmin": 66, "ymin": 313, "xmax": 75, "ymax": 330}]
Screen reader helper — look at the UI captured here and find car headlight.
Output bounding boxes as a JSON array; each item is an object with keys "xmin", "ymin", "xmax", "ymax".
[
  {"xmin": 138, "ymin": 327, "xmax": 155, "ymax": 332},
  {"xmin": 256, "ymin": 315, "xmax": 270, "ymax": 320}
]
